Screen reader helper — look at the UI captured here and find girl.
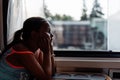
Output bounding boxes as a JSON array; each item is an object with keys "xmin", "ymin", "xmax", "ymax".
[{"xmin": 0, "ymin": 17, "xmax": 56, "ymax": 80}]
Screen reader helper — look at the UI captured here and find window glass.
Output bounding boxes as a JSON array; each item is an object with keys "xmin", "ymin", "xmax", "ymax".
[
  {"xmin": 8, "ymin": 0, "xmax": 120, "ymax": 52},
  {"xmin": 45, "ymin": 0, "xmax": 108, "ymax": 51}
]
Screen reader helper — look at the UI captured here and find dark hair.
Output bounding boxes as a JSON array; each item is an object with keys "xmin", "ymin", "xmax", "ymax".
[
  {"xmin": 1, "ymin": 29, "xmax": 23, "ymax": 55},
  {"xmin": 0, "ymin": 17, "xmax": 47, "ymax": 57},
  {"xmin": 22, "ymin": 17, "xmax": 47, "ymax": 40}
]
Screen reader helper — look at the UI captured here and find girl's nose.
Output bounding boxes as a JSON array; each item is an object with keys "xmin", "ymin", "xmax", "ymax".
[{"xmin": 50, "ymin": 33, "xmax": 53, "ymax": 38}]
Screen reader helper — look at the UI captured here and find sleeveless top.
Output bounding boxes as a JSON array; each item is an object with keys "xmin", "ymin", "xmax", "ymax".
[{"xmin": 0, "ymin": 48, "xmax": 34, "ymax": 80}]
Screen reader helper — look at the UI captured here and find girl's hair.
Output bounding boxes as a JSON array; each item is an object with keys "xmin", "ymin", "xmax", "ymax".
[
  {"xmin": 22, "ymin": 17, "xmax": 47, "ymax": 40},
  {"xmin": 0, "ymin": 17, "xmax": 47, "ymax": 56}
]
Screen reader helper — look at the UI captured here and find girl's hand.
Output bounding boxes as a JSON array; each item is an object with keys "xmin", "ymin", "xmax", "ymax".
[{"xmin": 38, "ymin": 32, "xmax": 51, "ymax": 54}]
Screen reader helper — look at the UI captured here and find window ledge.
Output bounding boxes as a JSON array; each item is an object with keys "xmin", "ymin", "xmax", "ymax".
[{"xmin": 55, "ymin": 57, "xmax": 120, "ymax": 68}]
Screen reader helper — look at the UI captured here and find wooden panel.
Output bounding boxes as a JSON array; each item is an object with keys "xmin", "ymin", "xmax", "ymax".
[{"xmin": 55, "ymin": 57, "xmax": 120, "ymax": 68}]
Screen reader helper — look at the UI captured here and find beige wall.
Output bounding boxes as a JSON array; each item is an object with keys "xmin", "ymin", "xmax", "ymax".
[{"xmin": 0, "ymin": 0, "xmax": 4, "ymax": 51}]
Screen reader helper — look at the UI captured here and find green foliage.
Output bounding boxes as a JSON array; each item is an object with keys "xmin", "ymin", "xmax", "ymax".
[
  {"xmin": 81, "ymin": 12, "xmax": 88, "ymax": 21},
  {"xmin": 44, "ymin": 5, "xmax": 73, "ymax": 21},
  {"xmin": 51, "ymin": 14, "xmax": 73, "ymax": 21}
]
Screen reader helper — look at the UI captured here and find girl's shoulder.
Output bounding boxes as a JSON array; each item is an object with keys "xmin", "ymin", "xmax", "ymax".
[
  {"xmin": 13, "ymin": 43, "xmax": 29, "ymax": 51},
  {"xmin": 12, "ymin": 43, "xmax": 33, "ymax": 54}
]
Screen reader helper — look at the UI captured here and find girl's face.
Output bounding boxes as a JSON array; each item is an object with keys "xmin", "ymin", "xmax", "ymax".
[
  {"xmin": 36, "ymin": 22, "xmax": 53, "ymax": 49},
  {"xmin": 38, "ymin": 22, "xmax": 53, "ymax": 41}
]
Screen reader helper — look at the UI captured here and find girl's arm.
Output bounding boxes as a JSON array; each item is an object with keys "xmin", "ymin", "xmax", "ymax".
[
  {"xmin": 17, "ymin": 53, "xmax": 50, "ymax": 80},
  {"xmin": 38, "ymin": 35, "xmax": 53, "ymax": 79},
  {"xmin": 50, "ymin": 44, "xmax": 56, "ymax": 76}
]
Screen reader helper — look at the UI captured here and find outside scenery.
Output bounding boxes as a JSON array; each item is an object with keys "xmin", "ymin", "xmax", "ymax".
[
  {"xmin": 44, "ymin": 0, "xmax": 107, "ymax": 50},
  {"xmin": 8, "ymin": 0, "xmax": 120, "ymax": 51}
]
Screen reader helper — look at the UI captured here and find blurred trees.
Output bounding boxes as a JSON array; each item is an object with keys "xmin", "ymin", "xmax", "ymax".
[{"xmin": 44, "ymin": 5, "xmax": 73, "ymax": 21}]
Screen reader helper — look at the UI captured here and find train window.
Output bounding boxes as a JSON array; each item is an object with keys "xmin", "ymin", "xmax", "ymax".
[
  {"xmin": 6, "ymin": 0, "xmax": 120, "ymax": 52},
  {"xmin": 45, "ymin": 0, "xmax": 108, "ymax": 51}
]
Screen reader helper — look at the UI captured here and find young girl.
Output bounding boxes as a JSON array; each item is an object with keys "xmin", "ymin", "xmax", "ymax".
[{"xmin": 0, "ymin": 17, "xmax": 56, "ymax": 80}]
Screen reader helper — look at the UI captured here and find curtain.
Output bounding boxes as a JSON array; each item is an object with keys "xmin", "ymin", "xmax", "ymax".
[
  {"xmin": 7, "ymin": 0, "xmax": 45, "ymax": 44},
  {"xmin": 0, "ymin": 0, "xmax": 4, "ymax": 51}
]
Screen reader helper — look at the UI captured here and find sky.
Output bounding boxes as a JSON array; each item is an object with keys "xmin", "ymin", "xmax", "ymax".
[{"xmin": 45, "ymin": 0, "xmax": 120, "ymax": 20}]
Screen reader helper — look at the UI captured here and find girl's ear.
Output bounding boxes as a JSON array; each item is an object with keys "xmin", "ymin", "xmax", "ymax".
[{"xmin": 31, "ymin": 31, "xmax": 38, "ymax": 39}]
